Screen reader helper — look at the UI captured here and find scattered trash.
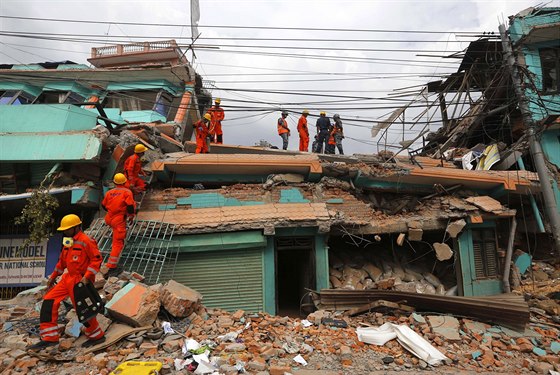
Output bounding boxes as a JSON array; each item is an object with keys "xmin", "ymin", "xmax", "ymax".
[
  {"xmin": 321, "ymin": 317, "xmax": 348, "ymax": 328},
  {"xmin": 300, "ymin": 319, "xmax": 313, "ymax": 328},
  {"xmin": 162, "ymin": 321, "xmax": 174, "ymax": 334},
  {"xmin": 293, "ymin": 354, "xmax": 308, "ymax": 366},
  {"xmin": 357, "ymin": 323, "xmax": 448, "ymax": 366},
  {"xmin": 109, "ymin": 361, "xmax": 162, "ymax": 375}
]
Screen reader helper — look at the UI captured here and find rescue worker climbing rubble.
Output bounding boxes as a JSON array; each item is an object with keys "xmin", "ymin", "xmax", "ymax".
[
  {"xmin": 207, "ymin": 98, "xmax": 225, "ymax": 144},
  {"xmin": 123, "ymin": 143, "xmax": 148, "ymax": 193},
  {"xmin": 101, "ymin": 173, "xmax": 136, "ymax": 277},
  {"xmin": 194, "ymin": 114, "xmax": 211, "ymax": 153},
  {"xmin": 277, "ymin": 110, "xmax": 290, "ymax": 150},
  {"xmin": 297, "ymin": 109, "xmax": 310, "ymax": 152},
  {"xmin": 29, "ymin": 214, "xmax": 105, "ymax": 350}
]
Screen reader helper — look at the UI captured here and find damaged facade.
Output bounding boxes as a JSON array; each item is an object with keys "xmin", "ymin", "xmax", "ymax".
[
  {"xmin": 0, "ymin": 40, "xmax": 209, "ymax": 297},
  {"xmin": 0, "ymin": 9, "xmax": 558, "ymax": 320}
]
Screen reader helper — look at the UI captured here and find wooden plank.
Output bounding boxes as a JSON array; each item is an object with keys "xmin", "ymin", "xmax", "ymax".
[{"xmin": 347, "ymin": 300, "xmax": 414, "ymax": 316}]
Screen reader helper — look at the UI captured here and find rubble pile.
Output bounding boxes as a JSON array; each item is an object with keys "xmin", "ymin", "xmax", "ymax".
[
  {"xmin": 0, "ymin": 270, "xmax": 559, "ymax": 375},
  {"xmin": 328, "ymin": 253, "xmax": 455, "ymax": 296}
]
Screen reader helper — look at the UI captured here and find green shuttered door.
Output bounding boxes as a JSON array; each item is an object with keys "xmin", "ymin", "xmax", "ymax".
[{"xmin": 172, "ymin": 249, "xmax": 264, "ymax": 312}]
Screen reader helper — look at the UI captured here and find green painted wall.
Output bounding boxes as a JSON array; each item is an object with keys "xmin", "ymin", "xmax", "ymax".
[
  {"xmin": 0, "ymin": 132, "xmax": 102, "ymax": 162},
  {"xmin": 264, "ymin": 236, "xmax": 276, "ymax": 315},
  {"xmin": 315, "ymin": 234, "xmax": 329, "ymax": 290},
  {"xmin": 106, "ymin": 80, "xmax": 183, "ymax": 96},
  {"xmin": 121, "ymin": 110, "xmax": 166, "ymax": 123},
  {"xmin": 0, "ymin": 82, "xmax": 42, "ymax": 97},
  {"xmin": 0, "ymin": 104, "xmax": 98, "ymax": 132},
  {"xmin": 174, "ymin": 231, "xmax": 266, "ymax": 252},
  {"xmin": 43, "ymin": 82, "xmax": 96, "ymax": 99}
]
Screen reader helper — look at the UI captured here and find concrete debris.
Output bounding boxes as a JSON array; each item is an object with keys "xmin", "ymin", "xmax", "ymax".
[
  {"xmin": 407, "ymin": 228, "xmax": 423, "ymax": 241},
  {"xmin": 446, "ymin": 219, "xmax": 466, "ymax": 238},
  {"xmin": 396, "ymin": 233, "xmax": 406, "ymax": 246},
  {"xmin": 0, "ymin": 260, "xmax": 558, "ymax": 375},
  {"xmin": 160, "ymin": 280, "xmax": 202, "ymax": 318},
  {"xmin": 105, "ymin": 282, "xmax": 161, "ymax": 327},
  {"xmin": 433, "ymin": 242, "xmax": 454, "ymax": 261},
  {"xmin": 465, "ymin": 195, "xmax": 504, "ymax": 213}
]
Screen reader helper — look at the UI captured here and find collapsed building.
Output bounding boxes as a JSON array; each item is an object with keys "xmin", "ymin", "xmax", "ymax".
[{"xmin": 0, "ymin": 7, "xmax": 559, "ymax": 321}]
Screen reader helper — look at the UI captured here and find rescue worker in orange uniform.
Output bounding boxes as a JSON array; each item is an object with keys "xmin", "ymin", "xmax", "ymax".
[
  {"xmin": 124, "ymin": 144, "xmax": 148, "ymax": 193},
  {"xmin": 207, "ymin": 98, "xmax": 225, "ymax": 144},
  {"xmin": 194, "ymin": 114, "xmax": 211, "ymax": 154},
  {"xmin": 297, "ymin": 109, "xmax": 310, "ymax": 152},
  {"xmin": 325, "ymin": 124, "xmax": 336, "ymax": 154},
  {"xmin": 29, "ymin": 214, "xmax": 105, "ymax": 350},
  {"xmin": 101, "ymin": 173, "xmax": 136, "ymax": 277},
  {"xmin": 332, "ymin": 113, "xmax": 345, "ymax": 155},
  {"xmin": 277, "ymin": 110, "xmax": 290, "ymax": 150}
]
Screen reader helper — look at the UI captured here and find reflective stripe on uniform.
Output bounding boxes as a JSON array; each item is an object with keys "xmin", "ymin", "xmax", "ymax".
[
  {"xmin": 40, "ymin": 326, "xmax": 58, "ymax": 334},
  {"xmin": 55, "ymin": 268, "xmax": 63, "ymax": 274},
  {"xmin": 88, "ymin": 328, "xmax": 103, "ymax": 339},
  {"xmin": 87, "ymin": 267, "xmax": 98, "ymax": 275},
  {"xmin": 74, "ymin": 241, "xmax": 87, "ymax": 247},
  {"xmin": 42, "ymin": 331, "xmax": 59, "ymax": 338}
]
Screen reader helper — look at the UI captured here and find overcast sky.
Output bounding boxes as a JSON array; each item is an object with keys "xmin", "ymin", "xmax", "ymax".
[{"xmin": 0, "ymin": 0, "xmax": 541, "ymax": 154}]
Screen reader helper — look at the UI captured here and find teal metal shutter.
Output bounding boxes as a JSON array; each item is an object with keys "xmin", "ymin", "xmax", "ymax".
[{"xmin": 171, "ymin": 249, "xmax": 264, "ymax": 312}]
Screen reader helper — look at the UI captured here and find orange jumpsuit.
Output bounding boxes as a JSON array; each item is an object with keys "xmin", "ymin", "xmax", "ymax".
[
  {"xmin": 193, "ymin": 120, "xmax": 209, "ymax": 153},
  {"xmin": 297, "ymin": 115, "xmax": 309, "ymax": 152},
  {"xmin": 102, "ymin": 187, "xmax": 136, "ymax": 269},
  {"xmin": 207, "ymin": 106, "xmax": 225, "ymax": 144},
  {"xmin": 40, "ymin": 231, "xmax": 104, "ymax": 343},
  {"xmin": 123, "ymin": 153, "xmax": 146, "ymax": 192}
]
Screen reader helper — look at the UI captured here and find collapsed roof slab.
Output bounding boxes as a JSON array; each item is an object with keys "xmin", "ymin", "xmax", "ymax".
[
  {"xmin": 151, "ymin": 153, "xmax": 323, "ymax": 184},
  {"xmin": 136, "ymin": 202, "xmax": 331, "ymax": 235},
  {"xmin": 356, "ymin": 167, "xmax": 539, "ymax": 195}
]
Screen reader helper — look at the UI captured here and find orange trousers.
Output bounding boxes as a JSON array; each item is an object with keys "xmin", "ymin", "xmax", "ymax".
[
  {"xmin": 39, "ymin": 274, "xmax": 104, "ymax": 342},
  {"xmin": 299, "ymin": 132, "xmax": 309, "ymax": 152},
  {"xmin": 128, "ymin": 176, "xmax": 146, "ymax": 193},
  {"xmin": 104, "ymin": 213, "xmax": 126, "ymax": 269},
  {"xmin": 196, "ymin": 139, "xmax": 208, "ymax": 153}
]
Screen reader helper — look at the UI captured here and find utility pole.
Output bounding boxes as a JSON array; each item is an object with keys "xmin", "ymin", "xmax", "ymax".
[{"xmin": 499, "ymin": 23, "xmax": 560, "ymax": 255}]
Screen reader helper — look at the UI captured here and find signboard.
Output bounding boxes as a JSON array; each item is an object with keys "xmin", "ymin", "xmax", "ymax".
[{"xmin": 0, "ymin": 238, "xmax": 48, "ymax": 285}]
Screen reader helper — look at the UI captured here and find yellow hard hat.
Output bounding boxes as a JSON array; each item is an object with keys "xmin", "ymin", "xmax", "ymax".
[
  {"xmin": 215, "ymin": 98, "xmax": 221, "ymax": 104},
  {"xmin": 302, "ymin": 109, "xmax": 309, "ymax": 114},
  {"xmin": 134, "ymin": 144, "xmax": 148, "ymax": 153},
  {"xmin": 204, "ymin": 113, "xmax": 212, "ymax": 121},
  {"xmin": 113, "ymin": 173, "xmax": 127, "ymax": 185},
  {"xmin": 57, "ymin": 214, "xmax": 82, "ymax": 231},
  {"xmin": 320, "ymin": 111, "xmax": 326, "ymax": 116}
]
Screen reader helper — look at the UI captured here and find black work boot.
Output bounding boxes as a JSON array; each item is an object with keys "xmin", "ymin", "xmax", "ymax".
[
  {"xmin": 28, "ymin": 340, "xmax": 58, "ymax": 351},
  {"xmin": 82, "ymin": 336, "xmax": 106, "ymax": 348},
  {"xmin": 105, "ymin": 266, "xmax": 123, "ymax": 278}
]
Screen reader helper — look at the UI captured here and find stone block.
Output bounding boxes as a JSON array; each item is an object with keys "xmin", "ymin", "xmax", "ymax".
[
  {"xmin": 4, "ymin": 334, "xmax": 28, "ymax": 350},
  {"xmin": 106, "ymin": 282, "xmax": 160, "ymax": 327},
  {"xmin": 160, "ymin": 280, "xmax": 202, "ymax": 318},
  {"xmin": 427, "ymin": 315, "xmax": 461, "ymax": 341},
  {"xmin": 407, "ymin": 228, "xmax": 423, "ymax": 241},
  {"xmin": 270, "ymin": 365, "xmax": 292, "ymax": 375},
  {"xmin": 433, "ymin": 243, "xmax": 453, "ymax": 261},
  {"xmin": 446, "ymin": 219, "xmax": 466, "ymax": 238}
]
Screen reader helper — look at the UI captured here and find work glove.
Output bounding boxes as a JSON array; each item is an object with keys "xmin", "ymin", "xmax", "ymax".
[{"xmin": 47, "ymin": 277, "xmax": 56, "ymax": 290}]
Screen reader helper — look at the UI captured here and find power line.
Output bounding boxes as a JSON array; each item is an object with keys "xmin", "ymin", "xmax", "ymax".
[{"xmin": 0, "ymin": 15, "xmax": 484, "ymax": 34}]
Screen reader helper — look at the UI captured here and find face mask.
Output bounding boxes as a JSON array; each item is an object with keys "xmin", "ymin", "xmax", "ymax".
[{"xmin": 63, "ymin": 237, "xmax": 74, "ymax": 248}]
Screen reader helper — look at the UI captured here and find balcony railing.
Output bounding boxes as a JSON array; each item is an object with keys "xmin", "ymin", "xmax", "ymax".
[{"xmin": 91, "ymin": 40, "xmax": 179, "ymax": 58}]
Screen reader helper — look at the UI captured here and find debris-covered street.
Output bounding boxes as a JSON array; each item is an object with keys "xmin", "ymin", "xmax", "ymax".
[
  {"xmin": 0, "ymin": 260, "xmax": 559, "ymax": 374},
  {"xmin": 1, "ymin": 1, "xmax": 560, "ymax": 374}
]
